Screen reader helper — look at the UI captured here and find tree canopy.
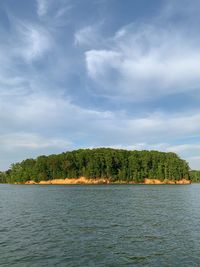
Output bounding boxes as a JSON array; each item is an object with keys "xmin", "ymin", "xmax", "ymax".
[
  {"xmin": 0, "ymin": 148, "xmax": 190, "ymax": 183},
  {"xmin": 189, "ymin": 170, "xmax": 200, "ymax": 183}
]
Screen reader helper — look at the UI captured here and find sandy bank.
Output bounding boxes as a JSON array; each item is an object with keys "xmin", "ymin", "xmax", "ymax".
[
  {"xmin": 24, "ymin": 177, "xmax": 191, "ymax": 185},
  {"xmin": 25, "ymin": 177, "xmax": 110, "ymax": 185},
  {"xmin": 144, "ymin": 179, "xmax": 191, "ymax": 184}
]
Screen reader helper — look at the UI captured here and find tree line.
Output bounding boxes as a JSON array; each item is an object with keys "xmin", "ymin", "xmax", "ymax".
[
  {"xmin": 0, "ymin": 148, "xmax": 190, "ymax": 183},
  {"xmin": 189, "ymin": 170, "xmax": 200, "ymax": 183}
]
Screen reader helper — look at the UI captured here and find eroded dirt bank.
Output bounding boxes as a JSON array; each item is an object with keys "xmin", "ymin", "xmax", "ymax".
[{"xmin": 24, "ymin": 177, "xmax": 191, "ymax": 185}]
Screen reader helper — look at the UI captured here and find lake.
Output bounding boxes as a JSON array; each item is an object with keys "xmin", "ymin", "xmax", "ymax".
[{"xmin": 0, "ymin": 184, "xmax": 200, "ymax": 266}]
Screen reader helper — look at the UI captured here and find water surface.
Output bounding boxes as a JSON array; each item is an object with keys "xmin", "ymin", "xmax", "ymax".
[{"xmin": 0, "ymin": 184, "xmax": 200, "ymax": 266}]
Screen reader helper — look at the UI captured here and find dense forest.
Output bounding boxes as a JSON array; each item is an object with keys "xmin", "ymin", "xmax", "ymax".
[
  {"xmin": 189, "ymin": 171, "xmax": 200, "ymax": 183},
  {"xmin": 0, "ymin": 148, "xmax": 190, "ymax": 183}
]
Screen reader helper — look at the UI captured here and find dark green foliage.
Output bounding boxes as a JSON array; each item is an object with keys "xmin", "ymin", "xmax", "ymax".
[
  {"xmin": 1, "ymin": 148, "xmax": 189, "ymax": 183},
  {"xmin": 0, "ymin": 171, "xmax": 7, "ymax": 183},
  {"xmin": 189, "ymin": 170, "xmax": 200, "ymax": 182}
]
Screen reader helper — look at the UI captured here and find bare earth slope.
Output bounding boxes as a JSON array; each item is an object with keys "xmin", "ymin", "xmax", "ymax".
[{"xmin": 24, "ymin": 177, "xmax": 191, "ymax": 185}]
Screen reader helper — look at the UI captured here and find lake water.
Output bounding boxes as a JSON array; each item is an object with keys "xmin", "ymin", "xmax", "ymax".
[{"xmin": 0, "ymin": 184, "xmax": 200, "ymax": 266}]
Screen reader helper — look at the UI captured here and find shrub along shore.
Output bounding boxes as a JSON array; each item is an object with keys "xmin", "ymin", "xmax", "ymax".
[{"xmin": 0, "ymin": 148, "xmax": 191, "ymax": 184}]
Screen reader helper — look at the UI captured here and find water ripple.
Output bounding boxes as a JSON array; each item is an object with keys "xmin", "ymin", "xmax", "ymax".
[{"xmin": 0, "ymin": 184, "xmax": 200, "ymax": 266}]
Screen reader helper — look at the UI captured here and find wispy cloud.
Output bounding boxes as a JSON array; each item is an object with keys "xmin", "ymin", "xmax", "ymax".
[
  {"xmin": 85, "ymin": 22, "xmax": 200, "ymax": 101},
  {"xmin": 15, "ymin": 22, "xmax": 52, "ymax": 62},
  {"xmin": 36, "ymin": 0, "xmax": 48, "ymax": 17},
  {"xmin": 0, "ymin": 0, "xmax": 200, "ymax": 171},
  {"xmin": 36, "ymin": 0, "xmax": 72, "ymax": 26},
  {"xmin": 74, "ymin": 23, "xmax": 103, "ymax": 47}
]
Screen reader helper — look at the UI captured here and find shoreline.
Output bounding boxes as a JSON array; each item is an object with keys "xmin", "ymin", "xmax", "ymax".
[{"xmin": 21, "ymin": 177, "xmax": 191, "ymax": 185}]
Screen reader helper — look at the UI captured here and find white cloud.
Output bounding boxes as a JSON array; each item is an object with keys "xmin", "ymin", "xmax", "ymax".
[
  {"xmin": 74, "ymin": 24, "xmax": 102, "ymax": 47},
  {"xmin": 36, "ymin": 0, "xmax": 48, "ymax": 17},
  {"xmin": 15, "ymin": 22, "xmax": 52, "ymax": 62},
  {"xmin": 3, "ymin": 90, "xmax": 200, "ymax": 148},
  {"xmin": 86, "ymin": 50, "xmax": 120, "ymax": 79},
  {"xmin": 0, "ymin": 133, "xmax": 71, "ymax": 150},
  {"xmin": 166, "ymin": 144, "xmax": 200, "ymax": 153},
  {"xmin": 85, "ymin": 22, "xmax": 200, "ymax": 101},
  {"xmin": 186, "ymin": 157, "xmax": 200, "ymax": 170},
  {"xmin": 1, "ymin": 78, "xmax": 200, "ymax": 169},
  {"xmin": 0, "ymin": 132, "xmax": 72, "ymax": 170},
  {"xmin": 166, "ymin": 144, "xmax": 200, "ymax": 170},
  {"xmin": 0, "ymin": 0, "xmax": 200, "ymax": 171},
  {"xmin": 36, "ymin": 0, "xmax": 72, "ymax": 27}
]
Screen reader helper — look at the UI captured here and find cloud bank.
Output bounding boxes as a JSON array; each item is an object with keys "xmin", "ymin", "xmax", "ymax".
[{"xmin": 0, "ymin": 0, "xmax": 200, "ymax": 170}]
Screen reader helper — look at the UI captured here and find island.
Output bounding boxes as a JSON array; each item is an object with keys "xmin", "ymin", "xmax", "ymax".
[{"xmin": 0, "ymin": 148, "xmax": 192, "ymax": 184}]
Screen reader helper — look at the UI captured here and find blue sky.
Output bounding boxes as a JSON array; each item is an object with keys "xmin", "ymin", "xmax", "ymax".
[{"xmin": 0, "ymin": 0, "xmax": 200, "ymax": 170}]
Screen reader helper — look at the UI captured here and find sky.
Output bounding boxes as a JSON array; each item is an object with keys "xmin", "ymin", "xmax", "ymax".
[{"xmin": 0, "ymin": 0, "xmax": 200, "ymax": 170}]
